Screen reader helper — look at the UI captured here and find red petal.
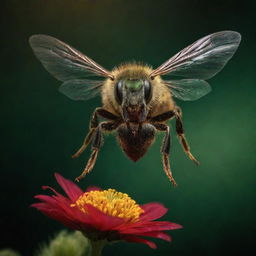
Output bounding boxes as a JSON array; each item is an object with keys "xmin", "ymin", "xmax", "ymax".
[
  {"xmin": 33, "ymin": 202, "xmax": 81, "ymax": 229},
  {"xmin": 140, "ymin": 203, "xmax": 168, "ymax": 221},
  {"xmin": 119, "ymin": 221, "xmax": 183, "ymax": 234},
  {"xmin": 34, "ymin": 194, "xmax": 58, "ymax": 204},
  {"xmin": 85, "ymin": 204, "xmax": 124, "ymax": 230},
  {"xmin": 32, "ymin": 189, "xmax": 91, "ymax": 227},
  {"xmin": 124, "ymin": 235, "xmax": 157, "ymax": 249},
  {"xmin": 132, "ymin": 231, "xmax": 172, "ymax": 242},
  {"xmin": 42, "ymin": 185, "xmax": 60, "ymax": 195},
  {"xmin": 32, "ymin": 196, "xmax": 94, "ymax": 232},
  {"xmin": 37, "ymin": 188, "xmax": 73, "ymax": 206},
  {"xmin": 54, "ymin": 173, "xmax": 83, "ymax": 201},
  {"xmin": 146, "ymin": 221, "xmax": 183, "ymax": 230}
]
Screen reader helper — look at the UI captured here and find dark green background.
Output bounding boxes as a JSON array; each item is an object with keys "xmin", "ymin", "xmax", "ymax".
[{"xmin": 1, "ymin": 0, "xmax": 255, "ymax": 255}]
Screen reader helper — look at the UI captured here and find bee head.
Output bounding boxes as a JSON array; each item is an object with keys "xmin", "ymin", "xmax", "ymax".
[{"xmin": 114, "ymin": 78, "xmax": 152, "ymax": 106}]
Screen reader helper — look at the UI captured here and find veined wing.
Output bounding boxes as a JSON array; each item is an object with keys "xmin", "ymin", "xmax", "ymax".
[
  {"xmin": 29, "ymin": 34, "xmax": 114, "ymax": 81},
  {"xmin": 59, "ymin": 79, "xmax": 103, "ymax": 101},
  {"xmin": 165, "ymin": 79, "xmax": 211, "ymax": 101},
  {"xmin": 151, "ymin": 31, "xmax": 241, "ymax": 79}
]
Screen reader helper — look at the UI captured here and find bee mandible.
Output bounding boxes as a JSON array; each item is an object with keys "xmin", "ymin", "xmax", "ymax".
[{"xmin": 30, "ymin": 31, "xmax": 241, "ymax": 186}]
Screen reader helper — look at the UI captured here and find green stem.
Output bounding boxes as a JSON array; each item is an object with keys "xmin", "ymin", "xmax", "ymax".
[{"xmin": 89, "ymin": 240, "xmax": 107, "ymax": 256}]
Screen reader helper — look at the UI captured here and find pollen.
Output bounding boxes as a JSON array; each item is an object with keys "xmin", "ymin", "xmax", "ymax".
[{"xmin": 71, "ymin": 189, "xmax": 144, "ymax": 223}]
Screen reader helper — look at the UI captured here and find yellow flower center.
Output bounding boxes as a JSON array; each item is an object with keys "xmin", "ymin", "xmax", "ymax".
[{"xmin": 71, "ymin": 189, "xmax": 144, "ymax": 223}]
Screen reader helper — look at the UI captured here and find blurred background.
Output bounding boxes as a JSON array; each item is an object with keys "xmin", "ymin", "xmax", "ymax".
[{"xmin": 1, "ymin": 0, "xmax": 255, "ymax": 255}]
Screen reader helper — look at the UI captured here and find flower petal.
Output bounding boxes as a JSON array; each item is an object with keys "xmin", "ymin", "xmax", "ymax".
[
  {"xmin": 118, "ymin": 221, "xmax": 183, "ymax": 234},
  {"xmin": 32, "ymin": 202, "xmax": 79, "ymax": 229},
  {"xmin": 37, "ymin": 188, "xmax": 73, "ymax": 206},
  {"xmin": 132, "ymin": 231, "xmax": 172, "ymax": 242},
  {"xmin": 34, "ymin": 194, "xmax": 58, "ymax": 204},
  {"xmin": 124, "ymin": 235, "xmax": 157, "ymax": 249},
  {"xmin": 32, "ymin": 189, "xmax": 93, "ymax": 230},
  {"xmin": 42, "ymin": 185, "xmax": 61, "ymax": 196},
  {"xmin": 54, "ymin": 173, "xmax": 83, "ymax": 201},
  {"xmin": 85, "ymin": 204, "xmax": 124, "ymax": 230},
  {"xmin": 32, "ymin": 196, "xmax": 95, "ymax": 232},
  {"xmin": 140, "ymin": 203, "xmax": 168, "ymax": 221}
]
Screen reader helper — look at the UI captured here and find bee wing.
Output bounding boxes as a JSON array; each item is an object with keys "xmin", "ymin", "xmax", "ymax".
[
  {"xmin": 29, "ymin": 34, "xmax": 114, "ymax": 81},
  {"xmin": 165, "ymin": 79, "xmax": 211, "ymax": 101},
  {"xmin": 150, "ymin": 31, "xmax": 241, "ymax": 79},
  {"xmin": 59, "ymin": 79, "xmax": 103, "ymax": 101}
]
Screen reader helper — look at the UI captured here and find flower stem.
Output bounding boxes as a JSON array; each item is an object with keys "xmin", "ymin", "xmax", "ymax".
[{"xmin": 90, "ymin": 240, "xmax": 107, "ymax": 256}]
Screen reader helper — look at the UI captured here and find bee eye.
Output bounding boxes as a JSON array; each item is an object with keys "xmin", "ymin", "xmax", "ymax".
[
  {"xmin": 144, "ymin": 80, "xmax": 152, "ymax": 103},
  {"xmin": 115, "ymin": 81, "xmax": 123, "ymax": 104}
]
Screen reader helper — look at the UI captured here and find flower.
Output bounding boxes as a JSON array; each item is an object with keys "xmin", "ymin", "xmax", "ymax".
[{"xmin": 32, "ymin": 173, "xmax": 182, "ymax": 249}]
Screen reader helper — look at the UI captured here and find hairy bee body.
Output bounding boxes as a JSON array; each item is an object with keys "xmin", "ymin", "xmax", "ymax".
[
  {"xmin": 101, "ymin": 63, "xmax": 175, "ymax": 161},
  {"xmin": 101, "ymin": 63, "xmax": 177, "ymax": 162},
  {"xmin": 101, "ymin": 63, "xmax": 175, "ymax": 119}
]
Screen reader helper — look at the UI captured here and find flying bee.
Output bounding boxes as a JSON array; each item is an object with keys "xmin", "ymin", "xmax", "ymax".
[{"xmin": 29, "ymin": 31, "xmax": 241, "ymax": 186}]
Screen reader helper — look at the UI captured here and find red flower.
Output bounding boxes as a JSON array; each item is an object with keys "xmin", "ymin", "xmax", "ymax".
[{"xmin": 32, "ymin": 174, "xmax": 182, "ymax": 249}]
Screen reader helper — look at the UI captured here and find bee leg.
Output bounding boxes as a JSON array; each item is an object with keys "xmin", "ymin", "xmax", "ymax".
[
  {"xmin": 75, "ymin": 121, "xmax": 121, "ymax": 182},
  {"xmin": 75, "ymin": 125, "xmax": 102, "ymax": 182},
  {"xmin": 72, "ymin": 108, "xmax": 120, "ymax": 158},
  {"xmin": 72, "ymin": 110, "xmax": 98, "ymax": 159},
  {"xmin": 174, "ymin": 107, "xmax": 200, "ymax": 165},
  {"xmin": 152, "ymin": 123, "xmax": 177, "ymax": 187},
  {"xmin": 96, "ymin": 108, "xmax": 120, "ymax": 121},
  {"xmin": 72, "ymin": 129, "xmax": 96, "ymax": 159},
  {"xmin": 150, "ymin": 110, "xmax": 175, "ymax": 122}
]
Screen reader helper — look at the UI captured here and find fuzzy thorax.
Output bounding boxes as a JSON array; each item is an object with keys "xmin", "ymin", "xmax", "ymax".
[{"xmin": 101, "ymin": 63, "xmax": 173, "ymax": 116}]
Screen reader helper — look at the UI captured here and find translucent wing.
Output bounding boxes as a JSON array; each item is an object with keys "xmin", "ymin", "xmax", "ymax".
[
  {"xmin": 151, "ymin": 31, "xmax": 241, "ymax": 79},
  {"xmin": 165, "ymin": 79, "xmax": 212, "ymax": 101},
  {"xmin": 29, "ymin": 34, "xmax": 114, "ymax": 81},
  {"xmin": 59, "ymin": 79, "xmax": 103, "ymax": 101}
]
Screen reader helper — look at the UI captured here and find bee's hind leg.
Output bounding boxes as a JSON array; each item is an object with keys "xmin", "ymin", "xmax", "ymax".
[
  {"xmin": 174, "ymin": 107, "xmax": 200, "ymax": 165},
  {"xmin": 75, "ymin": 121, "xmax": 121, "ymax": 182},
  {"xmin": 152, "ymin": 123, "xmax": 177, "ymax": 187}
]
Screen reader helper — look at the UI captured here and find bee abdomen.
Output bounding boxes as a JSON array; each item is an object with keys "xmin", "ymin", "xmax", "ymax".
[{"xmin": 117, "ymin": 123, "xmax": 155, "ymax": 162}]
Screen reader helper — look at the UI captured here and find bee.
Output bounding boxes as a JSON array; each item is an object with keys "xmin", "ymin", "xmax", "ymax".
[{"xmin": 30, "ymin": 31, "xmax": 241, "ymax": 186}]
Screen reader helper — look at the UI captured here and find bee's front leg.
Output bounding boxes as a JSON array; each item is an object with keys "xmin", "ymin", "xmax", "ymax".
[
  {"xmin": 72, "ymin": 108, "xmax": 119, "ymax": 158},
  {"xmin": 72, "ymin": 109, "xmax": 99, "ymax": 159},
  {"xmin": 75, "ymin": 121, "xmax": 121, "ymax": 182},
  {"xmin": 75, "ymin": 125, "xmax": 102, "ymax": 182},
  {"xmin": 174, "ymin": 107, "xmax": 200, "ymax": 165},
  {"xmin": 151, "ymin": 122, "xmax": 177, "ymax": 187}
]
